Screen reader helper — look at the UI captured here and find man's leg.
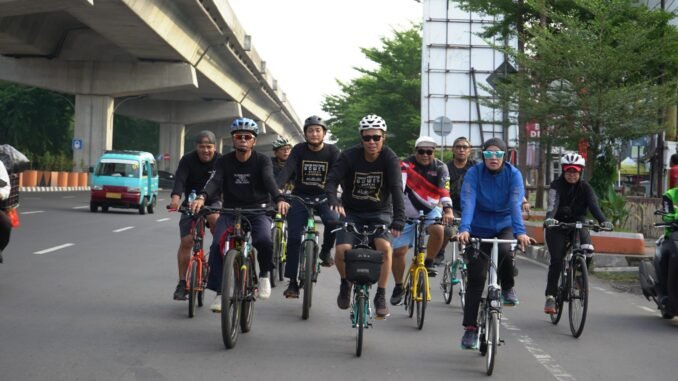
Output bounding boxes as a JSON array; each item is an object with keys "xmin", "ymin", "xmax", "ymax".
[
  {"xmin": 373, "ymin": 238, "xmax": 393, "ymax": 318},
  {"xmin": 318, "ymin": 202, "xmax": 339, "ymax": 266},
  {"xmin": 250, "ymin": 214, "xmax": 274, "ymax": 299}
]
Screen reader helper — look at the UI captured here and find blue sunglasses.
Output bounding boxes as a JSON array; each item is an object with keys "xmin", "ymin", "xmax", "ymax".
[{"xmin": 482, "ymin": 150, "xmax": 505, "ymax": 159}]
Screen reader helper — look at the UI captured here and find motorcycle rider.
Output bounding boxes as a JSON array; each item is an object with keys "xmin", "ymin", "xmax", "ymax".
[{"xmin": 655, "ymin": 187, "xmax": 678, "ymax": 316}]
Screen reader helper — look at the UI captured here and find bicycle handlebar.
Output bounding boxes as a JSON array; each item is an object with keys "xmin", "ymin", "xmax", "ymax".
[
  {"xmin": 547, "ymin": 220, "xmax": 613, "ymax": 232},
  {"xmin": 330, "ymin": 221, "xmax": 388, "ymax": 236}
]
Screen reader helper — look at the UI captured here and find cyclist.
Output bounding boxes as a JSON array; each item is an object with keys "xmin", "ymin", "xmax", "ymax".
[
  {"xmin": 168, "ymin": 130, "xmax": 222, "ymax": 301},
  {"xmin": 275, "ymin": 115, "xmax": 340, "ymax": 298},
  {"xmin": 655, "ymin": 187, "xmax": 678, "ymax": 315},
  {"xmin": 0, "ymin": 160, "xmax": 10, "ymax": 263},
  {"xmin": 456, "ymin": 137, "xmax": 531, "ymax": 349},
  {"xmin": 389, "ymin": 136, "xmax": 455, "ymax": 305},
  {"xmin": 325, "ymin": 114, "xmax": 406, "ymax": 318},
  {"xmin": 271, "ymin": 135, "xmax": 293, "ymax": 188},
  {"xmin": 542, "ymin": 153, "xmax": 613, "ymax": 314},
  {"xmin": 190, "ymin": 117, "xmax": 289, "ymax": 311}
]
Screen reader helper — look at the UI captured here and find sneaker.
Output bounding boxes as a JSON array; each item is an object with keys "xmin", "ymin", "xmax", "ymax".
[
  {"xmin": 544, "ymin": 295, "xmax": 557, "ymax": 314},
  {"xmin": 374, "ymin": 292, "xmax": 390, "ymax": 318},
  {"xmin": 337, "ymin": 280, "xmax": 351, "ymax": 310},
  {"xmin": 390, "ymin": 284, "xmax": 405, "ymax": 305},
  {"xmin": 319, "ymin": 249, "xmax": 335, "ymax": 267},
  {"xmin": 259, "ymin": 276, "xmax": 271, "ymax": 300},
  {"xmin": 425, "ymin": 258, "xmax": 438, "ymax": 277},
  {"xmin": 210, "ymin": 294, "xmax": 221, "ymax": 312},
  {"xmin": 283, "ymin": 279, "xmax": 300, "ymax": 298},
  {"xmin": 173, "ymin": 280, "xmax": 188, "ymax": 301},
  {"xmin": 461, "ymin": 326, "xmax": 479, "ymax": 350},
  {"xmin": 502, "ymin": 288, "xmax": 519, "ymax": 306}
]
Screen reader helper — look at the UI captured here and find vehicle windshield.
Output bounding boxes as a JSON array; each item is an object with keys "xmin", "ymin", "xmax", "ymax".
[{"xmin": 96, "ymin": 161, "xmax": 140, "ymax": 178}]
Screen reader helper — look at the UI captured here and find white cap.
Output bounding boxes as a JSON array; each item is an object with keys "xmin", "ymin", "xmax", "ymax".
[{"xmin": 415, "ymin": 136, "xmax": 437, "ymax": 148}]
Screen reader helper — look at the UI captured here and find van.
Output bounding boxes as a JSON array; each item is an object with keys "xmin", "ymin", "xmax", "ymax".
[{"xmin": 89, "ymin": 150, "xmax": 159, "ymax": 214}]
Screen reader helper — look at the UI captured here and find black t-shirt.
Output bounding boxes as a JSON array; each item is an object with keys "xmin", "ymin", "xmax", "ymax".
[
  {"xmin": 202, "ymin": 151, "xmax": 281, "ymax": 209},
  {"xmin": 171, "ymin": 151, "xmax": 221, "ymax": 205},
  {"xmin": 276, "ymin": 143, "xmax": 340, "ymax": 196},
  {"xmin": 446, "ymin": 159, "xmax": 475, "ymax": 213}
]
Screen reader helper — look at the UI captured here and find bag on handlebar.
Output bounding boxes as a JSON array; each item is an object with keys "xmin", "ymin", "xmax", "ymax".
[{"xmin": 345, "ymin": 248, "xmax": 383, "ymax": 285}]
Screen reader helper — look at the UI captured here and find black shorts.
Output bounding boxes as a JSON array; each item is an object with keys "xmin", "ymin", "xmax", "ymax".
[
  {"xmin": 335, "ymin": 211, "xmax": 392, "ymax": 246},
  {"xmin": 179, "ymin": 200, "xmax": 222, "ymax": 237}
]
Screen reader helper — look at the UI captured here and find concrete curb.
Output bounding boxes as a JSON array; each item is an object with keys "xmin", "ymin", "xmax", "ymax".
[
  {"xmin": 20, "ymin": 187, "xmax": 90, "ymax": 192},
  {"xmin": 520, "ymin": 245, "xmax": 642, "ymax": 269}
]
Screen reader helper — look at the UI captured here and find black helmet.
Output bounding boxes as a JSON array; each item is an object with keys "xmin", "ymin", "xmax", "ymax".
[{"xmin": 303, "ymin": 115, "xmax": 327, "ymax": 132}]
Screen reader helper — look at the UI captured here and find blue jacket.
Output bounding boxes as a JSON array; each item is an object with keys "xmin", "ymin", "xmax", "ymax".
[{"xmin": 459, "ymin": 162, "xmax": 526, "ymax": 238}]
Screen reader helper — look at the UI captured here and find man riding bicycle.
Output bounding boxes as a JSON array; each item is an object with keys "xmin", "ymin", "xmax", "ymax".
[
  {"xmin": 275, "ymin": 115, "xmax": 340, "ymax": 298},
  {"xmin": 542, "ymin": 153, "xmax": 613, "ymax": 314},
  {"xmin": 271, "ymin": 135, "xmax": 294, "ymax": 191},
  {"xmin": 390, "ymin": 136, "xmax": 455, "ymax": 305},
  {"xmin": 168, "ymin": 130, "xmax": 222, "ymax": 301},
  {"xmin": 190, "ymin": 117, "xmax": 289, "ymax": 311},
  {"xmin": 456, "ymin": 137, "xmax": 531, "ymax": 349},
  {"xmin": 325, "ymin": 114, "xmax": 405, "ymax": 319}
]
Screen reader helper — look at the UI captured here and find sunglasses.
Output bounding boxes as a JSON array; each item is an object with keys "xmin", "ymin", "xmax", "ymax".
[
  {"xmin": 234, "ymin": 134, "xmax": 254, "ymax": 141},
  {"xmin": 454, "ymin": 145, "xmax": 470, "ymax": 150},
  {"xmin": 482, "ymin": 150, "xmax": 505, "ymax": 159},
  {"xmin": 417, "ymin": 149, "xmax": 434, "ymax": 156},
  {"xmin": 361, "ymin": 135, "xmax": 383, "ymax": 142}
]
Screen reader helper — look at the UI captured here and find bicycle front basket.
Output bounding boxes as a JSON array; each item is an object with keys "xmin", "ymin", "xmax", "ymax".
[{"xmin": 345, "ymin": 248, "xmax": 383, "ymax": 285}]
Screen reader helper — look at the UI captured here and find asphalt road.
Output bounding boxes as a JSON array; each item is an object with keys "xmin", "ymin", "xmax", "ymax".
[{"xmin": 1, "ymin": 191, "xmax": 676, "ymax": 381}]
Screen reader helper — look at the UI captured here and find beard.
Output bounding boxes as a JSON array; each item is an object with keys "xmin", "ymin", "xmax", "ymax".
[{"xmin": 307, "ymin": 140, "xmax": 323, "ymax": 148}]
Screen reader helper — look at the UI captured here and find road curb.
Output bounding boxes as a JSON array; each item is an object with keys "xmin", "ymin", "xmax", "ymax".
[{"xmin": 20, "ymin": 186, "xmax": 90, "ymax": 192}]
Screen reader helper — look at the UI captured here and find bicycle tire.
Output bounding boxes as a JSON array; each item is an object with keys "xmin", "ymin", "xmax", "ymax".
[
  {"xmin": 221, "ymin": 250, "xmax": 241, "ymax": 349},
  {"xmin": 550, "ymin": 264, "xmax": 567, "ymax": 325},
  {"xmin": 569, "ymin": 256, "xmax": 589, "ymax": 338},
  {"xmin": 198, "ymin": 261, "xmax": 208, "ymax": 307},
  {"xmin": 416, "ymin": 268, "xmax": 427, "ymax": 330},
  {"xmin": 458, "ymin": 265, "xmax": 467, "ymax": 309},
  {"xmin": 405, "ymin": 273, "xmax": 414, "ymax": 318},
  {"xmin": 356, "ymin": 294, "xmax": 364, "ymax": 357},
  {"xmin": 441, "ymin": 262, "xmax": 453, "ymax": 304},
  {"xmin": 241, "ymin": 255, "xmax": 256, "ymax": 333},
  {"xmin": 486, "ymin": 311, "xmax": 499, "ymax": 376},
  {"xmin": 478, "ymin": 302, "xmax": 487, "ymax": 355},
  {"xmin": 188, "ymin": 260, "xmax": 198, "ymax": 318},
  {"xmin": 271, "ymin": 227, "xmax": 282, "ymax": 285},
  {"xmin": 302, "ymin": 240, "xmax": 315, "ymax": 320}
]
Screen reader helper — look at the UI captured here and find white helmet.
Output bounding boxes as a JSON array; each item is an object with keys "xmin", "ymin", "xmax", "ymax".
[
  {"xmin": 560, "ymin": 153, "xmax": 586, "ymax": 168},
  {"xmin": 415, "ymin": 136, "xmax": 437, "ymax": 148},
  {"xmin": 359, "ymin": 114, "xmax": 387, "ymax": 132}
]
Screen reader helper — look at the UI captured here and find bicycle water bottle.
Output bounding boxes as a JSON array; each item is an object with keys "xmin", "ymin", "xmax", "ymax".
[{"xmin": 188, "ymin": 189, "xmax": 197, "ymax": 203}]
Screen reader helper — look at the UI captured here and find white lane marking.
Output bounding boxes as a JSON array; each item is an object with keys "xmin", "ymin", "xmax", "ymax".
[
  {"xmin": 156, "ymin": 218, "xmax": 170, "ymax": 222},
  {"xmin": 21, "ymin": 210, "xmax": 45, "ymax": 215},
  {"xmin": 34, "ymin": 243, "xmax": 74, "ymax": 255},
  {"xmin": 113, "ymin": 226, "xmax": 134, "ymax": 233},
  {"xmin": 517, "ymin": 335, "xmax": 577, "ymax": 381},
  {"xmin": 63, "ymin": 196, "xmax": 75, "ymax": 199},
  {"xmin": 72, "ymin": 205, "xmax": 89, "ymax": 209},
  {"xmin": 639, "ymin": 306, "xmax": 656, "ymax": 314},
  {"xmin": 517, "ymin": 255, "xmax": 548, "ymax": 269}
]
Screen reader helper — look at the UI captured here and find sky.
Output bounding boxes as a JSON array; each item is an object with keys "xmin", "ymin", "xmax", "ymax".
[{"xmin": 227, "ymin": 0, "xmax": 423, "ymax": 121}]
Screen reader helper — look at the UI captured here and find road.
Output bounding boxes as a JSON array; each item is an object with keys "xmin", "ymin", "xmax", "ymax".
[{"xmin": 1, "ymin": 191, "xmax": 676, "ymax": 381}]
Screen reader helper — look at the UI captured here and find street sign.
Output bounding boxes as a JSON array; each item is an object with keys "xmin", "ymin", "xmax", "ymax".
[
  {"xmin": 163, "ymin": 153, "xmax": 170, "ymax": 160},
  {"xmin": 487, "ymin": 60, "xmax": 517, "ymax": 90},
  {"xmin": 432, "ymin": 116, "xmax": 453, "ymax": 137},
  {"xmin": 72, "ymin": 139, "xmax": 83, "ymax": 150}
]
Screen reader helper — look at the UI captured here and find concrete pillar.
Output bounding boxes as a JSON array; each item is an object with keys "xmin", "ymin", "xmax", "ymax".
[
  {"xmin": 159, "ymin": 123, "xmax": 185, "ymax": 172},
  {"xmin": 73, "ymin": 94, "xmax": 113, "ymax": 171}
]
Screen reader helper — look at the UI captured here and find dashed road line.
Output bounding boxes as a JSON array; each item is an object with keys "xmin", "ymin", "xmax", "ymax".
[
  {"xmin": 639, "ymin": 306, "xmax": 656, "ymax": 314},
  {"xmin": 34, "ymin": 243, "xmax": 74, "ymax": 255},
  {"xmin": 72, "ymin": 205, "xmax": 89, "ymax": 209},
  {"xmin": 113, "ymin": 226, "xmax": 134, "ymax": 233},
  {"xmin": 21, "ymin": 210, "xmax": 45, "ymax": 215},
  {"xmin": 156, "ymin": 218, "xmax": 170, "ymax": 222},
  {"xmin": 517, "ymin": 335, "xmax": 577, "ymax": 381}
]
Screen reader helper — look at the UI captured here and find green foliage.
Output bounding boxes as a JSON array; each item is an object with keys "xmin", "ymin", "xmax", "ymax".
[
  {"xmin": 588, "ymin": 146, "xmax": 618, "ymax": 199},
  {"xmin": 113, "ymin": 115, "xmax": 159, "ymax": 153},
  {"xmin": 322, "ymin": 24, "xmax": 422, "ymax": 156},
  {"xmin": 600, "ymin": 186, "xmax": 629, "ymax": 227}
]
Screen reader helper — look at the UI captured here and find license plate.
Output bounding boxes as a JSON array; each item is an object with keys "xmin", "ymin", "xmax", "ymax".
[{"xmin": 106, "ymin": 192, "xmax": 122, "ymax": 199}]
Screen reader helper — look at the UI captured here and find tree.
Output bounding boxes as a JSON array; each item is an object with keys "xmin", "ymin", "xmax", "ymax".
[
  {"xmin": 322, "ymin": 25, "xmax": 422, "ymax": 156},
  {"xmin": 113, "ymin": 115, "xmax": 159, "ymax": 154}
]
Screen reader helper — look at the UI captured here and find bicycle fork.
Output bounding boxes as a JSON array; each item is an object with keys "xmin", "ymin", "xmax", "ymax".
[
  {"xmin": 411, "ymin": 251, "xmax": 431, "ymax": 302},
  {"xmin": 351, "ymin": 287, "xmax": 373, "ymax": 329}
]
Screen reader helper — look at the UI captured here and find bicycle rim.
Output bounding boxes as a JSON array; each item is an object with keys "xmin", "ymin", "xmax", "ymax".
[
  {"xmin": 459, "ymin": 267, "xmax": 467, "ymax": 309},
  {"xmin": 188, "ymin": 260, "xmax": 198, "ymax": 318},
  {"xmin": 240, "ymin": 263, "xmax": 255, "ymax": 333},
  {"xmin": 356, "ymin": 295, "xmax": 364, "ymax": 357},
  {"xmin": 198, "ymin": 261, "xmax": 208, "ymax": 307},
  {"xmin": 441, "ymin": 262, "xmax": 453, "ymax": 304},
  {"xmin": 486, "ymin": 311, "xmax": 499, "ymax": 376},
  {"xmin": 272, "ymin": 228, "xmax": 283, "ymax": 282},
  {"xmin": 416, "ymin": 269, "xmax": 427, "ymax": 330},
  {"xmin": 405, "ymin": 274, "xmax": 414, "ymax": 318},
  {"xmin": 478, "ymin": 303, "xmax": 487, "ymax": 356},
  {"xmin": 221, "ymin": 250, "xmax": 241, "ymax": 349},
  {"xmin": 302, "ymin": 241, "xmax": 315, "ymax": 320},
  {"xmin": 569, "ymin": 256, "xmax": 589, "ymax": 338}
]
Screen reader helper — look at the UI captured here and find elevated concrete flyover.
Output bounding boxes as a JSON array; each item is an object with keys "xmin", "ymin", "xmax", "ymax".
[{"xmin": 0, "ymin": 0, "xmax": 304, "ymax": 171}]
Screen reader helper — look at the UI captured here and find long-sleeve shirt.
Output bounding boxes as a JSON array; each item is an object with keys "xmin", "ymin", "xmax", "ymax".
[
  {"xmin": 275, "ymin": 143, "xmax": 340, "ymax": 196},
  {"xmin": 171, "ymin": 151, "xmax": 221, "ymax": 206},
  {"xmin": 545, "ymin": 176, "xmax": 606, "ymax": 223},
  {"xmin": 201, "ymin": 151, "xmax": 282, "ymax": 209},
  {"xmin": 459, "ymin": 162, "xmax": 526, "ymax": 238},
  {"xmin": 325, "ymin": 145, "xmax": 405, "ymax": 228},
  {"xmin": 400, "ymin": 156, "xmax": 452, "ymax": 218}
]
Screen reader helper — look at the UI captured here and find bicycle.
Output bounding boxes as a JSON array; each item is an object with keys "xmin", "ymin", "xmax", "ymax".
[
  {"xmin": 467, "ymin": 237, "xmax": 518, "ymax": 376},
  {"xmin": 441, "ymin": 218, "xmax": 467, "ymax": 308},
  {"xmin": 167, "ymin": 205, "xmax": 212, "ymax": 318},
  {"xmin": 334, "ymin": 222, "xmax": 387, "ymax": 357},
  {"xmin": 271, "ymin": 212, "xmax": 287, "ymax": 288},
  {"xmin": 286, "ymin": 194, "xmax": 327, "ymax": 320},
  {"xmin": 402, "ymin": 211, "xmax": 443, "ymax": 329},
  {"xmin": 546, "ymin": 220, "xmax": 612, "ymax": 338}
]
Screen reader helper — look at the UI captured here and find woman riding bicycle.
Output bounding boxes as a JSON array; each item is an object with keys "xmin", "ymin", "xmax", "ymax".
[
  {"xmin": 542, "ymin": 153, "xmax": 613, "ymax": 314},
  {"xmin": 456, "ymin": 137, "xmax": 531, "ymax": 350}
]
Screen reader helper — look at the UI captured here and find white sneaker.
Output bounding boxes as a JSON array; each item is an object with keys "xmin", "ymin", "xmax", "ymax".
[
  {"xmin": 259, "ymin": 277, "xmax": 271, "ymax": 300},
  {"xmin": 210, "ymin": 294, "xmax": 222, "ymax": 312}
]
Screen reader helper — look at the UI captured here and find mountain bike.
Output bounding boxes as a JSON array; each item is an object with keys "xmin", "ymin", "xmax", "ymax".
[
  {"xmin": 441, "ymin": 218, "xmax": 466, "ymax": 307},
  {"xmin": 402, "ymin": 212, "xmax": 442, "ymax": 329},
  {"xmin": 335, "ymin": 222, "xmax": 387, "ymax": 357},
  {"xmin": 546, "ymin": 220, "xmax": 612, "ymax": 338},
  {"xmin": 271, "ymin": 212, "xmax": 287, "ymax": 288}
]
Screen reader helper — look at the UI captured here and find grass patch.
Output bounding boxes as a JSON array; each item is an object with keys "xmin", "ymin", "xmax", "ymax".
[{"xmin": 591, "ymin": 270, "xmax": 639, "ymax": 282}]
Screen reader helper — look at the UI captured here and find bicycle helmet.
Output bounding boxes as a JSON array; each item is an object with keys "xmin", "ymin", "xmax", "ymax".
[
  {"xmin": 560, "ymin": 152, "xmax": 585, "ymax": 172},
  {"xmin": 272, "ymin": 135, "xmax": 291, "ymax": 150},
  {"xmin": 230, "ymin": 117, "xmax": 259, "ymax": 136},
  {"xmin": 359, "ymin": 114, "xmax": 387, "ymax": 132},
  {"xmin": 303, "ymin": 115, "xmax": 327, "ymax": 132}
]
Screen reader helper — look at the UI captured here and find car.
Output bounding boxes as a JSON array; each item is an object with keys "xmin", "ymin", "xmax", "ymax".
[{"xmin": 158, "ymin": 170, "xmax": 175, "ymax": 190}]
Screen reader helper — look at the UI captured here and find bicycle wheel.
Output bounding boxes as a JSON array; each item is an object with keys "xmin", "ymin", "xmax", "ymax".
[
  {"xmin": 271, "ymin": 227, "xmax": 282, "ymax": 285},
  {"xmin": 198, "ymin": 261, "xmax": 208, "ymax": 307},
  {"xmin": 405, "ymin": 273, "xmax": 414, "ymax": 318},
  {"xmin": 441, "ymin": 261, "xmax": 454, "ymax": 304},
  {"xmin": 478, "ymin": 302, "xmax": 488, "ymax": 355},
  {"xmin": 458, "ymin": 265, "xmax": 467, "ymax": 309},
  {"xmin": 569, "ymin": 256, "xmax": 589, "ymax": 338},
  {"xmin": 550, "ymin": 265, "xmax": 567, "ymax": 325},
  {"xmin": 356, "ymin": 294, "xmax": 364, "ymax": 357},
  {"xmin": 486, "ymin": 311, "xmax": 499, "ymax": 376},
  {"xmin": 221, "ymin": 250, "xmax": 241, "ymax": 349},
  {"xmin": 241, "ymin": 255, "xmax": 256, "ymax": 333},
  {"xmin": 302, "ymin": 240, "xmax": 315, "ymax": 320},
  {"xmin": 188, "ymin": 260, "xmax": 198, "ymax": 318},
  {"xmin": 416, "ymin": 268, "xmax": 428, "ymax": 330}
]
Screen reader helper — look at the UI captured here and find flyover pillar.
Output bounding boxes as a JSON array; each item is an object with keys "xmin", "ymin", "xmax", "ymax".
[
  {"xmin": 73, "ymin": 95, "xmax": 114, "ymax": 171},
  {"xmin": 159, "ymin": 123, "xmax": 185, "ymax": 172}
]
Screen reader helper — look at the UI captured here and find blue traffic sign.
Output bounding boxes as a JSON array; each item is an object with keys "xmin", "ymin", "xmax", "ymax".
[{"xmin": 72, "ymin": 139, "xmax": 83, "ymax": 150}]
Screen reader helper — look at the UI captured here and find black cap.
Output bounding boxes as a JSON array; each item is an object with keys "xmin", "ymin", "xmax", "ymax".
[
  {"xmin": 482, "ymin": 137, "xmax": 507, "ymax": 152},
  {"xmin": 194, "ymin": 130, "xmax": 217, "ymax": 144}
]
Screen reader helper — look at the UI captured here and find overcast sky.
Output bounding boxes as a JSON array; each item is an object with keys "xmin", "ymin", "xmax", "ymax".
[{"xmin": 227, "ymin": 0, "xmax": 423, "ymax": 121}]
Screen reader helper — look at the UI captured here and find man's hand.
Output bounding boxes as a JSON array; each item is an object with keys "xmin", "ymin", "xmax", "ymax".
[
  {"xmin": 331, "ymin": 204, "xmax": 345, "ymax": 218},
  {"xmin": 516, "ymin": 234, "xmax": 532, "ymax": 250},
  {"xmin": 169, "ymin": 195, "xmax": 181, "ymax": 210},
  {"xmin": 277, "ymin": 200, "xmax": 290, "ymax": 216},
  {"xmin": 390, "ymin": 228, "xmax": 401, "ymax": 238},
  {"xmin": 543, "ymin": 218, "xmax": 557, "ymax": 228},
  {"xmin": 457, "ymin": 231, "xmax": 470, "ymax": 245},
  {"xmin": 442, "ymin": 208, "xmax": 455, "ymax": 225},
  {"xmin": 190, "ymin": 198, "xmax": 205, "ymax": 214},
  {"xmin": 522, "ymin": 201, "xmax": 531, "ymax": 214}
]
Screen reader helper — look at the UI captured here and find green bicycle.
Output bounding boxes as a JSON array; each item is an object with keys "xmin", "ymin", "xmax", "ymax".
[{"xmin": 271, "ymin": 212, "xmax": 287, "ymax": 288}]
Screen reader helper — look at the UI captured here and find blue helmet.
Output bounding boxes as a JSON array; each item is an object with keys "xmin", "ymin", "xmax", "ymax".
[{"xmin": 230, "ymin": 117, "xmax": 259, "ymax": 136}]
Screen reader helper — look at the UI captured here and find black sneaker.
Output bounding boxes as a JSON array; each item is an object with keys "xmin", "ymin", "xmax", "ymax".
[
  {"xmin": 425, "ymin": 258, "xmax": 438, "ymax": 277},
  {"xmin": 319, "ymin": 249, "xmax": 335, "ymax": 267},
  {"xmin": 337, "ymin": 280, "xmax": 351, "ymax": 309},
  {"xmin": 283, "ymin": 279, "xmax": 300, "ymax": 298},
  {"xmin": 374, "ymin": 292, "xmax": 390, "ymax": 318},
  {"xmin": 173, "ymin": 280, "xmax": 188, "ymax": 301},
  {"xmin": 390, "ymin": 284, "xmax": 405, "ymax": 305}
]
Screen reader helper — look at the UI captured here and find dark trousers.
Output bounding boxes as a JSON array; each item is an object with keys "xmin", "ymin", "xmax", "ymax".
[
  {"xmin": 462, "ymin": 228, "xmax": 515, "ymax": 327},
  {"xmin": 207, "ymin": 213, "xmax": 273, "ymax": 292},
  {"xmin": 544, "ymin": 227, "xmax": 592, "ymax": 296},
  {"xmin": 284, "ymin": 197, "xmax": 338, "ymax": 279},
  {"xmin": 0, "ymin": 210, "xmax": 11, "ymax": 251}
]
